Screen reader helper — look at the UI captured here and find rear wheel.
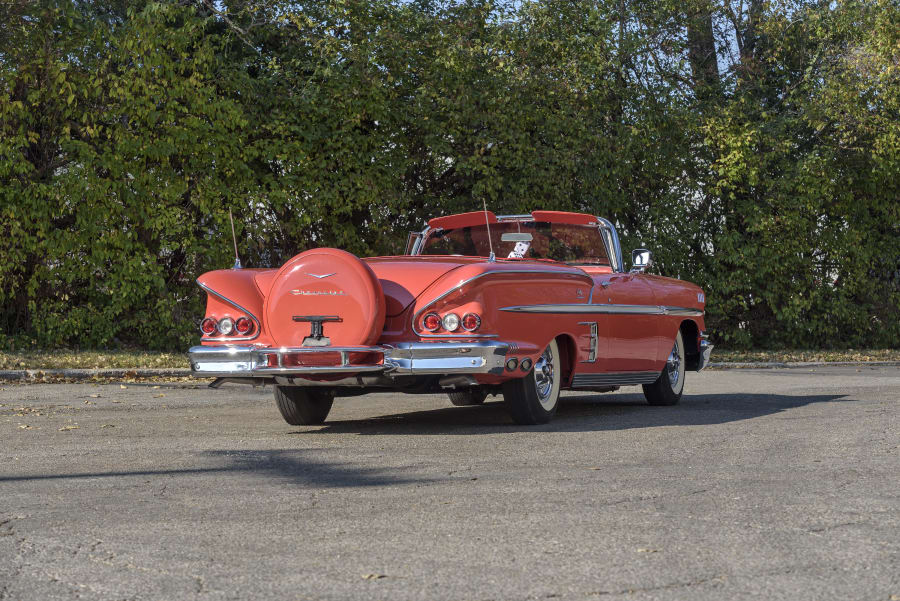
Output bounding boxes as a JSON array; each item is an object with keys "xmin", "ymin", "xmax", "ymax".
[
  {"xmin": 502, "ymin": 339, "xmax": 561, "ymax": 425},
  {"xmin": 274, "ymin": 386, "xmax": 335, "ymax": 425},
  {"xmin": 642, "ymin": 331, "xmax": 685, "ymax": 406},
  {"xmin": 447, "ymin": 388, "xmax": 487, "ymax": 406}
]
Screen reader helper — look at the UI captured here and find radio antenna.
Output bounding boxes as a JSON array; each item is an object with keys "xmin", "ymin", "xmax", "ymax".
[
  {"xmin": 482, "ymin": 199, "xmax": 495, "ymax": 263},
  {"xmin": 229, "ymin": 208, "xmax": 242, "ymax": 269}
]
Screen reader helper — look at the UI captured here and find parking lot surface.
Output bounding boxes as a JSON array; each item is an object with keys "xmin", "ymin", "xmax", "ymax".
[{"xmin": 1, "ymin": 366, "xmax": 898, "ymax": 601}]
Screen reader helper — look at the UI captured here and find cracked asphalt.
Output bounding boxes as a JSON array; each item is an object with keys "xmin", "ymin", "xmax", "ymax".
[{"xmin": 1, "ymin": 365, "xmax": 898, "ymax": 601}]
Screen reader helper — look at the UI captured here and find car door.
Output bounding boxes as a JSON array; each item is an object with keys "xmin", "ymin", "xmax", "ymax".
[{"xmin": 593, "ymin": 272, "xmax": 660, "ymax": 372}]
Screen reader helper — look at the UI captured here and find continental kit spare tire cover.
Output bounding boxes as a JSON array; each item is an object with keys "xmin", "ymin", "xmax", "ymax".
[{"xmin": 264, "ymin": 248, "xmax": 386, "ymax": 347}]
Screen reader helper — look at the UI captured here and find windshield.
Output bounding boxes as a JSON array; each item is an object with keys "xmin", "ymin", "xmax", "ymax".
[{"xmin": 420, "ymin": 221, "xmax": 610, "ymax": 266}]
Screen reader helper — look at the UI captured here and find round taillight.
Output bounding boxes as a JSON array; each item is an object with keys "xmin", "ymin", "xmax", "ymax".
[
  {"xmin": 423, "ymin": 313, "xmax": 441, "ymax": 332},
  {"xmin": 235, "ymin": 316, "xmax": 253, "ymax": 335},
  {"xmin": 200, "ymin": 318, "xmax": 218, "ymax": 335},
  {"xmin": 442, "ymin": 312, "xmax": 460, "ymax": 332},
  {"xmin": 461, "ymin": 313, "xmax": 481, "ymax": 332},
  {"xmin": 217, "ymin": 317, "xmax": 234, "ymax": 336}
]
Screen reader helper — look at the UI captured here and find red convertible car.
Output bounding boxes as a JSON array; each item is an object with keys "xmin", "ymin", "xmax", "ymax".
[{"xmin": 188, "ymin": 210, "xmax": 712, "ymax": 425}]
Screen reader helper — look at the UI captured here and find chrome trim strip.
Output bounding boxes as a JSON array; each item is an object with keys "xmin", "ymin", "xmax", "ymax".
[
  {"xmin": 571, "ymin": 371, "xmax": 660, "ymax": 387},
  {"xmin": 412, "ymin": 269, "xmax": 593, "ymax": 338},
  {"xmin": 254, "ymin": 365, "xmax": 385, "ymax": 375},
  {"xmin": 595, "ymin": 217, "xmax": 624, "ymax": 273},
  {"xmin": 501, "ymin": 303, "xmax": 664, "ymax": 315},
  {"xmin": 500, "ymin": 303, "xmax": 704, "ymax": 317},
  {"xmin": 415, "ymin": 333, "xmax": 500, "ymax": 339},
  {"xmin": 664, "ymin": 306, "xmax": 705, "ymax": 317},
  {"xmin": 198, "ymin": 281, "xmax": 262, "ymax": 342}
]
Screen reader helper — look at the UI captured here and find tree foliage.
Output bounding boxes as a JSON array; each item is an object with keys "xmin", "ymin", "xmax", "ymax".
[{"xmin": 1, "ymin": 0, "xmax": 897, "ymax": 350}]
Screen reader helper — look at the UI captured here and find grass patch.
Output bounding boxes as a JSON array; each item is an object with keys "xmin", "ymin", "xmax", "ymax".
[
  {"xmin": 713, "ymin": 349, "xmax": 900, "ymax": 364},
  {"xmin": 0, "ymin": 350, "xmax": 189, "ymax": 370}
]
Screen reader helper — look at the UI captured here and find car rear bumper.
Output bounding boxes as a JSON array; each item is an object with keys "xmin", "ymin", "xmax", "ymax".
[{"xmin": 188, "ymin": 341, "xmax": 510, "ymax": 378}]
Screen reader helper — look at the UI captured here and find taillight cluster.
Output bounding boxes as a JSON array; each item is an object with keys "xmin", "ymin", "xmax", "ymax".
[
  {"xmin": 422, "ymin": 311, "xmax": 481, "ymax": 333},
  {"xmin": 200, "ymin": 316, "xmax": 254, "ymax": 336}
]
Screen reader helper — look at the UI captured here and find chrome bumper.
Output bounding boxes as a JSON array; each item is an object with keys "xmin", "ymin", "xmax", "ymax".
[
  {"xmin": 697, "ymin": 333, "xmax": 714, "ymax": 371},
  {"xmin": 188, "ymin": 341, "xmax": 509, "ymax": 378}
]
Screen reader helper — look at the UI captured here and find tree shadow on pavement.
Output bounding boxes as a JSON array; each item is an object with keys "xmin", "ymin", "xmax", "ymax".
[
  {"xmin": 0, "ymin": 448, "xmax": 430, "ymax": 488},
  {"xmin": 295, "ymin": 391, "xmax": 850, "ymax": 436}
]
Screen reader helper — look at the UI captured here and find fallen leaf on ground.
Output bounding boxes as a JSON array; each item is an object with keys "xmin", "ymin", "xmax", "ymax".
[
  {"xmin": 120, "ymin": 385, "xmax": 127, "ymax": 389},
  {"xmin": 84, "ymin": 400, "xmax": 94, "ymax": 405},
  {"xmin": 111, "ymin": 400, "xmax": 122, "ymax": 403},
  {"xmin": 18, "ymin": 425, "xmax": 31, "ymax": 430},
  {"xmin": 154, "ymin": 393, "xmax": 165, "ymax": 398},
  {"xmin": 636, "ymin": 548, "xmax": 658, "ymax": 553},
  {"xmin": 361, "ymin": 573, "xmax": 386, "ymax": 580},
  {"xmin": 59, "ymin": 425, "xmax": 79, "ymax": 431},
  {"xmin": 89, "ymin": 394, "xmax": 100, "ymax": 398},
  {"xmin": 152, "ymin": 385, "xmax": 160, "ymax": 389},
  {"xmin": 100, "ymin": 424, "xmax": 115, "ymax": 429}
]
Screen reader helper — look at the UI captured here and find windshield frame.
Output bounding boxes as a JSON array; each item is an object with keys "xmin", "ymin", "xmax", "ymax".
[{"xmin": 412, "ymin": 214, "xmax": 624, "ymax": 272}]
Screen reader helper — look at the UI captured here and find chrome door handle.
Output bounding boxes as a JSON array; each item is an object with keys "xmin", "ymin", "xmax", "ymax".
[{"xmin": 600, "ymin": 281, "xmax": 611, "ymax": 288}]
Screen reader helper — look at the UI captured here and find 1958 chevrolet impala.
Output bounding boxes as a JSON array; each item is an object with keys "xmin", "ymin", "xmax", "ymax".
[{"xmin": 188, "ymin": 210, "xmax": 713, "ymax": 425}]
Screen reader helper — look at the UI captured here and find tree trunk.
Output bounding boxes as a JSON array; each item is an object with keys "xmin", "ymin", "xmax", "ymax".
[{"xmin": 686, "ymin": 4, "xmax": 720, "ymax": 99}]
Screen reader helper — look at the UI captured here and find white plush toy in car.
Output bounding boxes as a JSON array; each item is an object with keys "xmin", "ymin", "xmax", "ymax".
[{"xmin": 508, "ymin": 240, "xmax": 531, "ymax": 259}]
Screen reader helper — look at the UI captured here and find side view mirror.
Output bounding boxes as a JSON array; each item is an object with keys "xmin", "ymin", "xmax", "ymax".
[{"xmin": 631, "ymin": 248, "xmax": 652, "ymax": 273}]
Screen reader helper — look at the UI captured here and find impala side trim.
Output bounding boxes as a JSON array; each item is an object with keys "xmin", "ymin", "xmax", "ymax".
[{"xmin": 500, "ymin": 303, "xmax": 703, "ymax": 316}]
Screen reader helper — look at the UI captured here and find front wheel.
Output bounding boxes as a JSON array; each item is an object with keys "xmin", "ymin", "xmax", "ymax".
[
  {"xmin": 502, "ymin": 338, "xmax": 562, "ymax": 425},
  {"xmin": 274, "ymin": 386, "xmax": 335, "ymax": 425},
  {"xmin": 642, "ymin": 331, "xmax": 685, "ymax": 406}
]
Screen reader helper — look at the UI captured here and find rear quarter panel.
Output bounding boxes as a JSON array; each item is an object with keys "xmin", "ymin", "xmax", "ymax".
[{"xmin": 379, "ymin": 262, "xmax": 598, "ymax": 385}]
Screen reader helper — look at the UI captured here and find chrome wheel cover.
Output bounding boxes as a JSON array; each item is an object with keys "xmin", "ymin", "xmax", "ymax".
[
  {"xmin": 667, "ymin": 338, "xmax": 685, "ymax": 392},
  {"xmin": 533, "ymin": 344, "xmax": 556, "ymax": 410}
]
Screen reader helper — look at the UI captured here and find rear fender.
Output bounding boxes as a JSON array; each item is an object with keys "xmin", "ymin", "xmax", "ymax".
[
  {"xmin": 394, "ymin": 264, "xmax": 594, "ymax": 375},
  {"xmin": 198, "ymin": 269, "xmax": 269, "ymax": 344}
]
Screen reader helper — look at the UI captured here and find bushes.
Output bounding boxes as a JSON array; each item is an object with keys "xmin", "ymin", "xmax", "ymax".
[{"xmin": 1, "ymin": 0, "xmax": 897, "ymax": 350}]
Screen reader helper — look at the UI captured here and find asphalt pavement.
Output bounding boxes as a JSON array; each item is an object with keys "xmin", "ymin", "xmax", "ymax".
[{"xmin": 1, "ymin": 366, "xmax": 898, "ymax": 601}]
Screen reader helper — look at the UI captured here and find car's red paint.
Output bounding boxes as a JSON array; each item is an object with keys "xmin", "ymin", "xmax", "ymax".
[
  {"xmin": 428, "ymin": 210, "xmax": 498, "ymax": 229},
  {"xmin": 263, "ymin": 248, "xmax": 385, "ymax": 347},
  {"xmin": 364, "ymin": 257, "xmax": 471, "ymax": 317},
  {"xmin": 195, "ymin": 210, "xmax": 708, "ymax": 393},
  {"xmin": 530, "ymin": 210, "xmax": 597, "ymax": 225}
]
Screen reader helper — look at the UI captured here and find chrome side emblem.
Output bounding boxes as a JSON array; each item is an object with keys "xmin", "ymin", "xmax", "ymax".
[
  {"xmin": 306, "ymin": 272, "xmax": 336, "ymax": 279},
  {"xmin": 698, "ymin": 292, "xmax": 705, "ymax": 303}
]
